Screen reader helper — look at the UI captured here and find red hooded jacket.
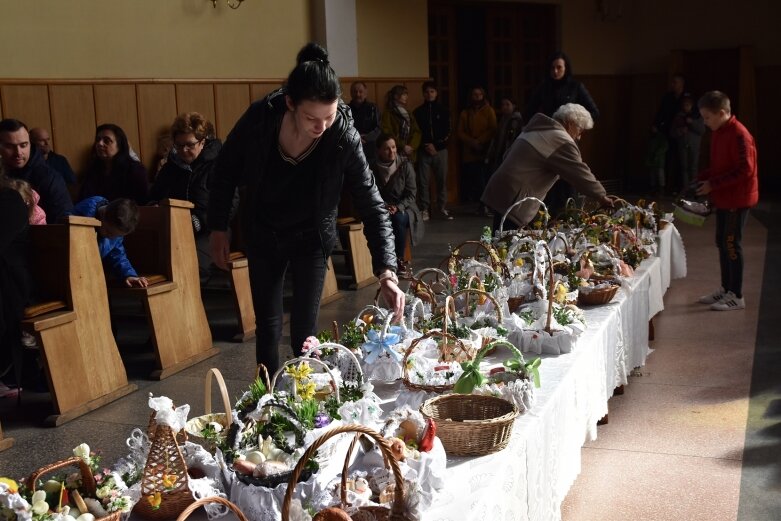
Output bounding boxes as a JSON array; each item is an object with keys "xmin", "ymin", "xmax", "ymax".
[{"xmin": 697, "ymin": 116, "xmax": 758, "ymax": 209}]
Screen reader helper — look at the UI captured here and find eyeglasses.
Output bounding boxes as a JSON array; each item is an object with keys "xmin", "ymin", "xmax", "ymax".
[{"xmin": 173, "ymin": 139, "xmax": 203, "ymax": 151}]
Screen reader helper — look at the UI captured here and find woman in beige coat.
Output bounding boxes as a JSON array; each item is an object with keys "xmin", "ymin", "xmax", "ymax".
[{"xmin": 482, "ymin": 103, "xmax": 615, "ymax": 231}]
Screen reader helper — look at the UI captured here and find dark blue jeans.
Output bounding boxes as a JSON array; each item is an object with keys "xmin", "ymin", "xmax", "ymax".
[
  {"xmin": 247, "ymin": 230, "xmax": 326, "ymax": 374},
  {"xmin": 390, "ymin": 210, "xmax": 410, "ymax": 261},
  {"xmin": 715, "ymin": 208, "xmax": 749, "ymax": 298}
]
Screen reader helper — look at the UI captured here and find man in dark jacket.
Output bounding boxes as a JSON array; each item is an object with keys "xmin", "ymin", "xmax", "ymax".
[
  {"xmin": 0, "ymin": 119, "xmax": 73, "ymax": 221},
  {"xmin": 30, "ymin": 127, "xmax": 77, "ymax": 186},
  {"xmin": 413, "ymin": 81, "xmax": 452, "ymax": 220},
  {"xmin": 349, "ymin": 81, "xmax": 382, "ymax": 166}
]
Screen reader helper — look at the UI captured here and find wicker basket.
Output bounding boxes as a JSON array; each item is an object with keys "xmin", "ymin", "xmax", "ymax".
[
  {"xmin": 228, "ymin": 400, "xmax": 317, "ymax": 489},
  {"xmin": 133, "ymin": 413, "xmax": 194, "ymax": 520},
  {"xmin": 271, "ymin": 357, "xmax": 341, "ymax": 402},
  {"xmin": 402, "ymin": 329, "xmax": 468, "ymax": 393},
  {"xmin": 577, "ymin": 276, "xmax": 621, "ymax": 306},
  {"xmin": 420, "ymin": 394, "xmax": 518, "ymax": 456},
  {"xmin": 184, "ymin": 368, "xmax": 232, "ymax": 452},
  {"xmin": 281, "ymin": 424, "xmax": 408, "ymax": 521},
  {"xmin": 27, "ymin": 457, "xmax": 122, "ymax": 521},
  {"xmin": 176, "ymin": 496, "xmax": 247, "ymax": 521}
]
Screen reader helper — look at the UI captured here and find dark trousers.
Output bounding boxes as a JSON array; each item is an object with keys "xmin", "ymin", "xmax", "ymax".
[
  {"xmin": 460, "ymin": 161, "xmax": 485, "ymax": 203},
  {"xmin": 715, "ymin": 208, "xmax": 749, "ymax": 298},
  {"xmin": 543, "ymin": 180, "xmax": 575, "ymax": 218},
  {"xmin": 389, "ymin": 210, "xmax": 410, "ymax": 261},
  {"xmin": 247, "ymin": 230, "xmax": 326, "ymax": 374}
]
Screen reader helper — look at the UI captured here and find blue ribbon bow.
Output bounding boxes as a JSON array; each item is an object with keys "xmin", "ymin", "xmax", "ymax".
[{"xmin": 362, "ymin": 327, "xmax": 404, "ymax": 364}]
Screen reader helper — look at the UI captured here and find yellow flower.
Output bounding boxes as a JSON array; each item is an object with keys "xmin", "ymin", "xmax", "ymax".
[
  {"xmin": 161, "ymin": 473, "xmax": 178, "ymax": 489},
  {"xmin": 514, "ymin": 258, "xmax": 525, "ymax": 267},
  {"xmin": 554, "ymin": 282, "xmax": 568, "ymax": 304},
  {"xmin": 0, "ymin": 477, "xmax": 18, "ymax": 494},
  {"xmin": 285, "ymin": 362, "xmax": 312, "ymax": 384},
  {"xmin": 298, "ymin": 381, "xmax": 316, "ymax": 401},
  {"xmin": 147, "ymin": 491, "xmax": 162, "ymax": 510}
]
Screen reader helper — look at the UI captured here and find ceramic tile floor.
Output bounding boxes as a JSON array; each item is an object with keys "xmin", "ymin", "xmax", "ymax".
[{"xmin": 2, "ymin": 201, "xmax": 780, "ymax": 521}]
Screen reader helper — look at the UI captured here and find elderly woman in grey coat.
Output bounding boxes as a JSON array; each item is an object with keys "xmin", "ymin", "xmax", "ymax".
[
  {"xmin": 482, "ymin": 103, "xmax": 616, "ymax": 231},
  {"xmin": 372, "ymin": 134, "xmax": 424, "ymax": 270}
]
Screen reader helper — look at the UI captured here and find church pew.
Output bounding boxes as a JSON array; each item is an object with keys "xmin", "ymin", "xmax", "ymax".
[
  {"xmin": 334, "ymin": 218, "xmax": 378, "ymax": 289},
  {"xmin": 113, "ymin": 199, "xmax": 218, "ymax": 379},
  {"xmin": 22, "ymin": 216, "xmax": 137, "ymax": 426}
]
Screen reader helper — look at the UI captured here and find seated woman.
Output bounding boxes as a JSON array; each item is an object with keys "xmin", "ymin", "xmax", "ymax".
[
  {"xmin": 372, "ymin": 134, "xmax": 424, "ymax": 272},
  {"xmin": 149, "ymin": 112, "xmax": 237, "ymax": 282},
  {"xmin": 79, "ymin": 124, "xmax": 149, "ymax": 204}
]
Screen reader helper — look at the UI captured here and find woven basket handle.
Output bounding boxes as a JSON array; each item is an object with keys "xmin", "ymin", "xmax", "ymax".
[
  {"xmin": 204, "ymin": 368, "xmax": 232, "ymax": 429},
  {"xmin": 270, "ymin": 357, "xmax": 341, "ymax": 403},
  {"xmin": 499, "ymin": 196, "xmax": 548, "ymax": 235},
  {"xmin": 406, "ymin": 296, "xmax": 426, "ymax": 331},
  {"xmin": 451, "ymin": 288, "xmax": 504, "ymax": 324},
  {"xmin": 176, "ymin": 496, "xmax": 248, "ymax": 521},
  {"xmin": 473, "ymin": 339, "xmax": 525, "ymax": 367},
  {"xmin": 254, "ymin": 363, "xmax": 272, "ymax": 391},
  {"xmin": 28, "ymin": 457, "xmax": 97, "ymax": 496},
  {"xmin": 355, "ymin": 304, "xmax": 389, "ymax": 326},
  {"xmin": 281, "ymin": 424, "xmax": 406, "ymax": 521}
]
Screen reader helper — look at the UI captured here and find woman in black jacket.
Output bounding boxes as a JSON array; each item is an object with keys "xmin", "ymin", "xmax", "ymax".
[
  {"xmin": 150, "ymin": 112, "xmax": 235, "ymax": 282},
  {"xmin": 79, "ymin": 123, "xmax": 149, "ymax": 204},
  {"xmin": 208, "ymin": 42, "xmax": 403, "ymax": 373}
]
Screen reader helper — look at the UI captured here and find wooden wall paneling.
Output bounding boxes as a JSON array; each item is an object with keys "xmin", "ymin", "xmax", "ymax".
[
  {"xmin": 137, "ymin": 84, "xmax": 177, "ymax": 173},
  {"xmin": 0, "ymin": 85, "xmax": 52, "ymax": 132},
  {"xmin": 49, "ymin": 85, "xmax": 97, "ymax": 182},
  {"xmin": 214, "ymin": 83, "xmax": 251, "ymax": 140},
  {"xmin": 175, "ymin": 83, "xmax": 216, "ymax": 125},
  {"xmin": 375, "ymin": 82, "xmax": 398, "ymax": 112},
  {"xmin": 405, "ymin": 80, "xmax": 425, "ymax": 110},
  {"xmin": 251, "ymin": 82, "xmax": 281, "ymax": 102},
  {"xmin": 93, "ymin": 84, "xmax": 140, "ymax": 175},
  {"xmin": 340, "ymin": 80, "xmax": 353, "ymax": 103},
  {"xmin": 756, "ymin": 65, "xmax": 781, "ymax": 192}
]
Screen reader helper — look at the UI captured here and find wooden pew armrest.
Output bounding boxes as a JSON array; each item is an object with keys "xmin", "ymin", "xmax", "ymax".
[
  {"xmin": 24, "ymin": 300, "xmax": 68, "ymax": 319},
  {"xmin": 22, "ymin": 310, "xmax": 77, "ymax": 332},
  {"xmin": 110, "ymin": 280, "xmax": 178, "ymax": 296}
]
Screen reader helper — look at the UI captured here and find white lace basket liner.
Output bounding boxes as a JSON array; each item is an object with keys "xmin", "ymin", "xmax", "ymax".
[
  {"xmin": 184, "ymin": 368, "xmax": 233, "ymax": 452},
  {"xmin": 303, "ymin": 341, "xmax": 364, "ymax": 385},
  {"xmin": 357, "ymin": 306, "xmax": 411, "ymax": 383}
]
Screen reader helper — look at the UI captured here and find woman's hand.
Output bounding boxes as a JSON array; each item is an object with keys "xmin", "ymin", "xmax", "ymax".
[
  {"xmin": 125, "ymin": 276, "xmax": 149, "ymax": 288},
  {"xmin": 209, "ymin": 231, "xmax": 231, "ymax": 270},
  {"xmin": 379, "ymin": 279, "xmax": 405, "ymax": 322},
  {"xmin": 403, "ymin": 145, "xmax": 414, "ymax": 156},
  {"xmin": 695, "ymin": 181, "xmax": 711, "ymax": 196},
  {"xmin": 387, "ymin": 204, "xmax": 398, "ymax": 215}
]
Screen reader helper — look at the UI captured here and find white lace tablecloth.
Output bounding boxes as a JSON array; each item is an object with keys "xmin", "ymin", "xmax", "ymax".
[{"xmin": 657, "ymin": 223, "xmax": 688, "ymax": 291}]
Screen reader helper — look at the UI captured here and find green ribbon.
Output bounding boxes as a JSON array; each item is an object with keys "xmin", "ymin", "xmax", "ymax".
[{"xmin": 454, "ymin": 360, "xmax": 485, "ymax": 394}]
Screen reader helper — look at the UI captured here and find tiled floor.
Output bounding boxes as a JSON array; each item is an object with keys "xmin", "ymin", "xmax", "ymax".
[{"xmin": 2, "ymin": 201, "xmax": 779, "ymax": 520}]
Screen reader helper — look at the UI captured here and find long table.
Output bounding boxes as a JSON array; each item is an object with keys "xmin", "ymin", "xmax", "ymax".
[{"xmin": 375, "ymin": 225, "xmax": 686, "ymax": 521}]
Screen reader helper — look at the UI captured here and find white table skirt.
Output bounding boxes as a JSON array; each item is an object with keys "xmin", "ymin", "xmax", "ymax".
[{"xmin": 657, "ymin": 224, "xmax": 688, "ymax": 291}]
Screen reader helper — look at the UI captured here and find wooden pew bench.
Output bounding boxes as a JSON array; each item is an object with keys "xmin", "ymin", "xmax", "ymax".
[
  {"xmin": 21, "ymin": 216, "xmax": 137, "ymax": 426},
  {"xmin": 0, "ymin": 421, "xmax": 14, "ymax": 451},
  {"xmin": 334, "ymin": 217, "xmax": 377, "ymax": 289},
  {"xmin": 114, "ymin": 199, "xmax": 218, "ymax": 379}
]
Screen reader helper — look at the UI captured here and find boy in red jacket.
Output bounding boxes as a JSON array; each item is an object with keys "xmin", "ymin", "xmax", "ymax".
[{"xmin": 695, "ymin": 91, "xmax": 758, "ymax": 311}]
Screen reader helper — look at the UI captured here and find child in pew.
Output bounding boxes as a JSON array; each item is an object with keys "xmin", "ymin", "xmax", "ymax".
[
  {"xmin": 0, "ymin": 176, "xmax": 46, "ymax": 224},
  {"xmin": 69, "ymin": 196, "xmax": 149, "ymax": 288}
]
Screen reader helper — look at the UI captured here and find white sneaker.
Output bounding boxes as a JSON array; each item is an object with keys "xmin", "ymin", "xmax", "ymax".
[
  {"xmin": 421, "ymin": 210, "xmax": 430, "ymax": 221},
  {"xmin": 710, "ymin": 291, "xmax": 745, "ymax": 311},
  {"xmin": 440, "ymin": 208, "xmax": 454, "ymax": 220},
  {"xmin": 697, "ymin": 287, "xmax": 725, "ymax": 304}
]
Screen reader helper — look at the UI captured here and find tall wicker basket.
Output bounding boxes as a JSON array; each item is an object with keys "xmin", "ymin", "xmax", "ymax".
[{"xmin": 133, "ymin": 415, "xmax": 194, "ymax": 520}]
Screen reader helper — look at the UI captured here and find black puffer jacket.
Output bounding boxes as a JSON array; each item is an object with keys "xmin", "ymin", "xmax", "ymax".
[
  {"xmin": 8, "ymin": 146, "xmax": 73, "ymax": 221},
  {"xmin": 208, "ymin": 89, "xmax": 397, "ymax": 274},
  {"xmin": 523, "ymin": 77, "xmax": 600, "ymax": 123},
  {"xmin": 150, "ymin": 138, "xmax": 237, "ymax": 233}
]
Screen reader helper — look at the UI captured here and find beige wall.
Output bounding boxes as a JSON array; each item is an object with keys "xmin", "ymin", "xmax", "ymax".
[
  {"xmin": 355, "ymin": 0, "xmax": 429, "ymax": 77},
  {"xmin": 0, "ymin": 0, "xmax": 311, "ymax": 79}
]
